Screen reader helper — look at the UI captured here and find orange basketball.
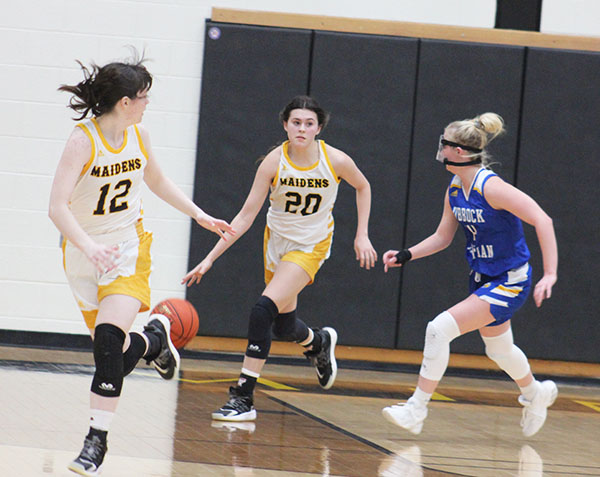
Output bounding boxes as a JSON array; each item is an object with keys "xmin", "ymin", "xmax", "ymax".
[{"xmin": 151, "ymin": 298, "xmax": 199, "ymax": 349}]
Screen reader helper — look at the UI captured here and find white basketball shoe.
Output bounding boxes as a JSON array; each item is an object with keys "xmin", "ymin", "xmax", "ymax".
[
  {"xmin": 519, "ymin": 380, "xmax": 558, "ymax": 437},
  {"xmin": 382, "ymin": 397, "xmax": 428, "ymax": 435}
]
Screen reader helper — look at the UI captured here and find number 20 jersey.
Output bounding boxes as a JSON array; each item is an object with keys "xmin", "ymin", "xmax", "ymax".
[
  {"xmin": 69, "ymin": 118, "xmax": 148, "ymax": 235},
  {"xmin": 267, "ymin": 140, "xmax": 340, "ymax": 244}
]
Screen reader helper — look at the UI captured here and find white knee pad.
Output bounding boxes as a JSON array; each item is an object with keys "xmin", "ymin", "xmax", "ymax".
[
  {"xmin": 482, "ymin": 328, "xmax": 530, "ymax": 381},
  {"xmin": 419, "ymin": 311, "xmax": 461, "ymax": 381}
]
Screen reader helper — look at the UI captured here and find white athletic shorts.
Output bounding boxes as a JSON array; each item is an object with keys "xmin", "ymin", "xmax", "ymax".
[
  {"xmin": 62, "ymin": 220, "xmax": 152, "ymax": 329},
  {"xmin": 263, "ymin": 226, "xmax": 333, "ymax": 285}
]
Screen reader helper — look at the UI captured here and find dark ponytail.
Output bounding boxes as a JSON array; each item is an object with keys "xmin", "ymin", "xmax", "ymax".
[{"xmin": 59, "ymin": 52, "xmax": 152, "ymax": 120}]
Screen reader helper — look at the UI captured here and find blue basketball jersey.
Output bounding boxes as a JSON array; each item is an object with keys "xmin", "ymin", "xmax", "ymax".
[{"xmin": 448, "ymin": 168, "xmax": 530, "ymax": 276}]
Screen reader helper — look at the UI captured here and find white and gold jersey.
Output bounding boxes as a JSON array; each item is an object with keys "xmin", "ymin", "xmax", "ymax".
[
  {"xmin": 69, "ymin": 118, "xmax": 148, "ymax": 237},
  {"xmin": 266, "ymin": 140, "xmax": 340, "ymax": 244}
]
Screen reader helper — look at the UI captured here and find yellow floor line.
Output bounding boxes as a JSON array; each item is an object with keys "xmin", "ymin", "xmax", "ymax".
[
  {"xmin": 409, "ymin": 387, "xmax": 455, "ymax": 402},
  {"xmin": 431, "ymin": 391, "xmax": 455, "ymax": 402},
  {"xmin": 132, "ymin": 371, "xmax": 298, "ymax": 390},
  {"xmin": 258, "ymin": 377, "xmax": 298, "ymax": 390},
  {"xmin": 179, "ymin": 377, "xmax": 237, "ymax": 384},
  {"xmin": 574, "ymin": 400, "xmax": 600, "ymax": 413}
]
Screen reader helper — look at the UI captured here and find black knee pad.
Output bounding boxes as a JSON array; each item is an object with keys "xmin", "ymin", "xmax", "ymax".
[
  {"xmin": 272, "ymin": 310, "xmax": 309, "ymax": 342},
  {"xmin": 91, "ymin": 323, "xmax": 125, "ymax": 397},
  {"xmin": 246, "ymin": 296, "xmax": 278, "ymax": 359}
]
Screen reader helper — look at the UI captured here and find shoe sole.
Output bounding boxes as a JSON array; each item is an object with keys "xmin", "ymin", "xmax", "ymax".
[
  {"xmin": 382, "ymin": 407, "xmax": 423, "ymax": 435},
  {"xmin": 545, "ymin": 381, "xmax": 558, "ymax": 407},
  {"xmin": 150, "ymin": 314, "xmax": 181, "ymax": 380},
  {"xmin": 211, "ymin": 421, "xmax": 256, "ymax": 432},
  {"xmin": 320, "ymin": 327, "xmax": 338, "ymax": 390},
  {"xmin": 211, "ymin": 409, "xmax": 257, "ymax": 422},
  {"xmin": 68, "ymin": 462, "xmax": 102, "ymax": 476}
]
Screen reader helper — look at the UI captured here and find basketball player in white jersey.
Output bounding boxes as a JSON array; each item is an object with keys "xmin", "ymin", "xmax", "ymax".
[
  {"xmin": 49, "ymin": 51, "xmax": 234, "ymax": 476},
  {"xmin": 183, "ymin": 96, "xmax": 378, "ymax": 421}
]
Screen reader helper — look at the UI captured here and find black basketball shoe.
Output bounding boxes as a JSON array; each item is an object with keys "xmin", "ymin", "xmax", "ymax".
[
  {"xmin": 304, "ymin": 327, "xmax": 338, "ymax": 390},
  {"xmin": 212, "ymin": 386, "xmax": 257, "ymax": 421},
  {"xmin": 68, "ymin": 428, "xmax": 107, "ymax": 476},
  {"xmin": 144, "ymin": 314, "xmax": 180, "ymax": 380}
]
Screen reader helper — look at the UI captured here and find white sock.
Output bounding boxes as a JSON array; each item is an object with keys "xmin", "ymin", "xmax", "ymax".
[
  {"xmin": 519, "ymin": 380, "xmax": 540, "ymax": 402},
  {"xmin": 411, "ymin": 387, "xmax": 432, "ymax": 407},
  {"xmin": 90, "ymin": 409, "xmax": 115, "ymax": 432},
  {"xmin": 298, "ymin": 328, "xmax": 314, "ymax": 347}
]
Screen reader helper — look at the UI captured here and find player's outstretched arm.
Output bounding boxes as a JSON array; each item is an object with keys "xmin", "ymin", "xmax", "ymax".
[
  {"xmin": 193, "ymin": 213, "xmax": 236, "ymax": 242},
  {"xmin": 384, "ymin": 190, "xmax": 458, "ymax": 272},
  {"xmin": 141, "ymin": 126, "xmax": 235, "ymax": 240},
  {"xmin": 181, "ymin": 150, "xmax": 279, "ymax": 286}
]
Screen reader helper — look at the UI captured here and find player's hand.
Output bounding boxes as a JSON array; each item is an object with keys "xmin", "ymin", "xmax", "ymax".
[
  {"xmin": 383, "ymin": 249, "xmax": 401, "ymax": 273},
  {"xmin": 196, "ymin": 214, "xmax": 235, "ymax": 241},
  {"xmin": 84, "ymin": 242, "xmax": 120, "ymax": 273},
  {"xmin": 354, "ymin": 235, "xmax": 377, "ymax": 270},
  {"xmin": 182, "ymin": 258, "xmax": 213, "ymax": 287},
  {"xmin": 533, "ymin": 272, "xmax": 557, "ymax": 307}
]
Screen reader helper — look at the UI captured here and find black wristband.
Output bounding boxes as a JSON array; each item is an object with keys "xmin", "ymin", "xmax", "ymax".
[{"xmin": 395, "ymin": 249, "xmax": 412, "ymax": 265}]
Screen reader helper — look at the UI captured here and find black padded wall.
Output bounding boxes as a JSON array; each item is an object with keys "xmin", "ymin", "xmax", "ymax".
[
  {"xmin": 303, "ymin": 31, "xmax": 419, "ymax": 347},
  {"xmin": 188, "ymin": 22, "xmax": 312, "ymax": 337},
  {"xmin": 190, "ymin": 20, "xmax": 599, "ymax": 362},
  {"xmin": 514, "ymin": 48, "xmax": 600, "ymax": 362},
  {"xmin": 398, "ymin": 40, "xmax": 526, "ymax": 353}
]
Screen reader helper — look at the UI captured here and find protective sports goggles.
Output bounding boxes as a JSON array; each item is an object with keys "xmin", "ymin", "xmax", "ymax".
[{"xmin": 436, "ymin": 135, "xmax": 482, "ymax": 166}]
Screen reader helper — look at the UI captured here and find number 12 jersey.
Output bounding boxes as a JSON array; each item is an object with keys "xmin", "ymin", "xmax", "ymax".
[{"xmin": 69, "ymin": 118, "xmax": 148, "ymax": 235}]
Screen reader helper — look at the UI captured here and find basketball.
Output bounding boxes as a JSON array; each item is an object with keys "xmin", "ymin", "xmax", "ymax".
[{"xmin": 151, "ymin": 298, "xmax": 199, "ymax": 349}]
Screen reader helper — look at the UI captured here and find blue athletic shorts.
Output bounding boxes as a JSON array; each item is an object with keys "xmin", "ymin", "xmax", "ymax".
[{"xmin": 470, "ymin": 262, "xmax": 532, "ymax": 326}]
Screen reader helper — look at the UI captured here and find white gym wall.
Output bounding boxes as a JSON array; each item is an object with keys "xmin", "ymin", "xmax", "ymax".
[{"xmin": 0, "ymin": 0, "xmax": 595, "ymax": 335}]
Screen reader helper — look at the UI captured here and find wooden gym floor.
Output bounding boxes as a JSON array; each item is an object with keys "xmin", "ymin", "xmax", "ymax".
[{"xmin": 0, "ymin": 340, "xmax": 598, "ymax": 477}]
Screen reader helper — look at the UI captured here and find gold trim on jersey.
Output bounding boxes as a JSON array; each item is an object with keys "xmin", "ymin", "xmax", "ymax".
[
  {"xmin": 311, "ymin": 229, "xmax": 333, "ymax": 255},
  {"xmin": 91, "ymin": 117, "xmax": 128, "ymax": 154},
  {"xmin": 271, "ymin": 154, "xmax": 280, "ymax": 187},
  {"xmin": 134, "ymin": 124, "xmax": 149, "ymax": 159},
  {"xmin": 263, "ymin": 225, "xmax": 272, "ymax": 278},
  {"xmin": 61, "ymin": 236, "xmax": 67, "ymax": 271},
  {"xmin": 135, "ymin": 218, "xmax": 145, "ymax": 237},
  {"xmin": 82, "ymin": 310, "xmax": 99, "ymax": 329},
  {"xmin": 282, "ymin": 141, "xmax": 319, "ymax": 171},
  {"xmin": 76, "ymin": 123, "xmax": 96, "ymax": 176},
  {"xmin": 320, "ymin": 140, "xmax": 340, "ymax": 183}
]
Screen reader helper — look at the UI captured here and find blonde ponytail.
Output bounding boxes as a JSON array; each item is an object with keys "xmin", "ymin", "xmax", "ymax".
[
  {"xmin": 474, "ymin": 112, "xmax": 504, "ymax": 141},
  {"xmin": 446, "ymin": 112, "xmax": 505, "ymax": 167}
]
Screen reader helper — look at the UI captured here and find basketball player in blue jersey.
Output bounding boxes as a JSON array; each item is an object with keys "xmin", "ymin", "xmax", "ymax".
[
  {"xmin": 183, "ymin": 96, "xmax": 378, "ymax": 421},
  {"xmin": 49, "ymin": 51, "xmax": 234, "ymax": 476},
  {"xmin": 381, "ymin": 113, "xmax": 558, "ymax": 437}
]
